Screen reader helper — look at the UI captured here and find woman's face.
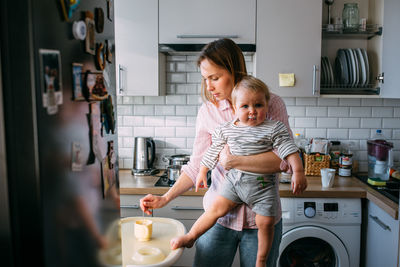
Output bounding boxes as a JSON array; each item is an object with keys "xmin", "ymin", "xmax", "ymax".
[{"xmin": 199, "ymin": 58, "xmax": 234, "ymax": 101}]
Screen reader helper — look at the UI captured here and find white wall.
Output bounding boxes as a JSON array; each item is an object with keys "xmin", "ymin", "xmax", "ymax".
[{"xmin": 117, "ymin": 53, "xmax": 400, "ymax": 171}]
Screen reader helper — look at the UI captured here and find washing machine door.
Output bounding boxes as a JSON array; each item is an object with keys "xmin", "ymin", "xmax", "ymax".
[{"xmin": 278, "ymin": 226, "xmax": 349, "ymax": 267}]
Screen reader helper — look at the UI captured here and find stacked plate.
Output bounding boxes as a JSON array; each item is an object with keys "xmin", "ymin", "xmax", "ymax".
[
  {"xmin": 321, "ymin": 57, "xmax": 335, "ymax": 86},
  {"xmin": 333, "ymin": 48, "xmax": 370, "ymax": 87}
]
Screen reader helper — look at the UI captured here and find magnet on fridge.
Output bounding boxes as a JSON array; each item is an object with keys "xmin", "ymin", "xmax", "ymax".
[
  {"xmin": 95, "ymin": 8, "xmax": 104, "ymax": 33},
  {"xmin": 84, "ymin": 12, "xmax": 95, "ymax": 55},
  {"xmin": 60, "ymin": 0, "xmax": 81, "ymax": 21},
  {"xmin": 72, "ymin": 20, "xmax": 86, "ymax": 40},
  {"xmin": 96, "ymin": 42, "xmax": 106, "ymax": 70}
]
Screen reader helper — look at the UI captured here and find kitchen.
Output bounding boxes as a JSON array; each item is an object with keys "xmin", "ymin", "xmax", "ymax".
[
  {"xmin": 115, "ymin": 0, "xmax": 400, "ymax": 266},
  {"xmin": 1, "ymin": 0, "xmax": 399, "ymax": 267}
]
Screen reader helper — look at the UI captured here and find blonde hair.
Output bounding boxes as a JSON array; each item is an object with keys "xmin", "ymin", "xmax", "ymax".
[
  {"xmin": 197, "ymin": 38, "xmax": 247, "ymax": 105},
  {"xmin": 231, "ymin": 75, "xmax": 270, "ymax": 106}
]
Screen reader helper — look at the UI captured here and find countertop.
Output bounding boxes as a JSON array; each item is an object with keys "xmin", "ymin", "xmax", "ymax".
[{"xmin": 119, "ymin": 170, "xmax": 399, "ymax": 219}]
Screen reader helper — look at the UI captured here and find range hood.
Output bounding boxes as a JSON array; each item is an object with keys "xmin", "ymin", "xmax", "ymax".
[{"xmin": 159, "ymin": 43, "xmax": 256, "ymax": 53}]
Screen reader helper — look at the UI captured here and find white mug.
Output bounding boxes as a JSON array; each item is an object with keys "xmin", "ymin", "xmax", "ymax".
[{"xmin": 321, "ymin": 168, "xmax": 336, "ymax": 188}]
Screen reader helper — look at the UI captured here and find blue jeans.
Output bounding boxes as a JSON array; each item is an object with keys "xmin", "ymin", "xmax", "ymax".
[{"xmin": 193, "ymin": 219, "xmax": 283, "ymax": 267}]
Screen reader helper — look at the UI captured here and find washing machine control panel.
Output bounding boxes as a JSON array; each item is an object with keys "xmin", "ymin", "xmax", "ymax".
[{"xmin": 283, "ymin": 198, "xmax": 361, "ymax": 224}]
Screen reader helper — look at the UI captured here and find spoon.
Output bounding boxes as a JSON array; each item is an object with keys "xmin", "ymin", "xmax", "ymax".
[{"xmin": 325, "ymin": 0, "xmax": 334, "ymax": 25}]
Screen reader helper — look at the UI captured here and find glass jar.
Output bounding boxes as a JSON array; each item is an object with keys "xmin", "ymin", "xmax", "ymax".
[{"xmin": 342, "ymin": 3, "xmax": 359, "ymax": 31}]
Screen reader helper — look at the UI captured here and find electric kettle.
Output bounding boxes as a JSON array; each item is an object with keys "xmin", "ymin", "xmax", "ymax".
[{"xmin": 132, "ymin": 137, "xmax": 157, "ymax": 175}]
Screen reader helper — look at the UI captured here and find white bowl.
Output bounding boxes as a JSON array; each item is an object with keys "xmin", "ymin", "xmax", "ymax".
[{"xmin": 132, "ymin": 246, "xmax": 165, "ymax": 264}]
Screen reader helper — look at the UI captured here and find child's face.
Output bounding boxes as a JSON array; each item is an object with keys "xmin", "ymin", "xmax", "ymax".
[{"xmin": 234, "ymin": 89, "xmax": 268, "ymax": 127}]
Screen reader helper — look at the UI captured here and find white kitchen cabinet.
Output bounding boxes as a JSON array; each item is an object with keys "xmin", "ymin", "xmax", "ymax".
[
  {"xmin": 255, "ymin": 0, "xmax": 322, "ymax": 97},
  {"xmin": 364, "ymin": 200, "xmax": 399, "ymax": 267},
  {"xmin": 115, "ymin": 0, "xmax": 165, "ymax": 96},
  {"xmin": 159, "ymin": 0, "xmax": 256, "ymax": 45},
  {"xmin": 321, "ymin": 0, "xmax": 400, "ymax": 98}
]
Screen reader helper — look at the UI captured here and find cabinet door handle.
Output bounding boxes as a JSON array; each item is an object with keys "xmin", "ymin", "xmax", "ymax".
[
  {"xmin": 120, "ymin": 204, "xmax": 139, "ymax": 209},
  {"xmin": 369, "ymin": 215, "xmax": 391, "ymax": 231},
  {"xmin": 171, "ymin": 206, "xmax": 204, "ymax": 211},
  {"xmin": 118, "ymin": 65, "xmax": 126, "ymax": 95},
  {"xmin": 176, "ymin": 34, "xmax": 239, "ymax": 39},
  {"xmin": 312, "ymin": 65, "xmax": 320, "ymax": 95}
]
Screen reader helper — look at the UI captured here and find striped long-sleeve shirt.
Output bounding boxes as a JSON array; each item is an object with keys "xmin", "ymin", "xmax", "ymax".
[
  {"xmin": 181, "ymin": 93, "xmax": 291, "ymax": 231},
  {"xmin": 201, "ymin": 119, "xmax": 298, "ymax": 172}
]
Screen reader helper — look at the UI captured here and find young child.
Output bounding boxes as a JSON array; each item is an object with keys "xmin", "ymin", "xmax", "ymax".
[{"xmin": 170, "ymin": 75, "xmax": 306, "ymax": 267}]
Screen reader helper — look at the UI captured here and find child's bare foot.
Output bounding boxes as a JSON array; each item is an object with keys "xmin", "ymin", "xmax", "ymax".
[{"xmin": 170, "ymin": 235, "xmax": 195, "ymax": 250}]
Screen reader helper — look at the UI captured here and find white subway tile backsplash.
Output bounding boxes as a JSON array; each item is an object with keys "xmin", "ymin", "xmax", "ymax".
[
  {"xmin": 117, "ymin": 105, "xmax": 133, "ymax": 115},
  {"xmin": 166, "ymin": 95, "xmax": 187, "ymax": 105},
  {"xmin": 133, "ymin": 105, "xmax": 154, "ymax": 115},
  {"xmin": 117, "ymin": 52, "xmax": 399, "ymax": 169},
  {"xmin": 328, "ymin": 107, "xmax": 349, "ymax": 117},
  {"xmin": 123, "ymin": 137, "xmax": 135, "ymax": 147},
  {"xmin": 119, "ymin": 148, "xmax": 133, "ymax": 158},
  {"xmin": 118, "ymin": 126, "xmax": 133, "ymax": 136},
  {"xmin": 287, "ymin": 106, "xmax": 306, "ymax": 117},
  {"xmin": 176, "ymin": 127, "xmax": 196, "ymax": 137},
  {"xmin": 394, "ymin": 108, "xmax": 400, "ymax": 117},
  {"xmin": 295, "ymin": 97, "xmax": 317, "ymax": 106},
  {"xmin": 154, "ymin": 127, "xmax": 175, "ymax": 137},
  {"xmin": 361, "ymin": 98, "xmax": 383, "ymax": 106},
  {"xmin": 187, "ymin": 95, "xmax": 202, "ymax": 105},
  {"xmin": 187, "ymin": 72, "xmax": 202, "ymax": 83},
  {"xmin": 306, "ymin": 107, "xmax": 327, "ymax": 117},
  {"xmin": 361, "ymin": 118, "xmax": 382, "ymax": 128},
  {"xmin": 145, "ymin": 96, "xmax": 165, "ymax": 104},
  {"xmin": 305, "ymin": 128, "xmax": 327, "ymax": 139},
  {"xmin": 317, "ymin": 98, "xmax": 339, "ymax": 106},
  {"xmin": 155, "ymin": 105, "xmax": 175, "ymax": 116},
  {"xmin": 339, "ymin": 118, "xmax": 360, "ymax": 128},
  {"xmin": 176, "ymin": 106, "xmax": 198, "ymax": 116},
  {"xmin": 350, "ymin": 107, "xmax": 371, "ymax": 117},
  {"xmin": 383, "ymin": 99, "xmax": 400, "ymax": 106},
  {"xmin": 327, "ymin": 129, "xmax": 348, "ymax": 139},
  {"xmin": 383, "ymin": 118, "xmax": 400, "ymax": 129},
  {"xmin": 168, "ymin": 73, "xmax": 186, "ymax": 83},
  {"xmin": 295, "ymin": 117, "xmax": 316, "ymax": 128},
  {"xmin": 144, "ymin": 116, "xmax": 165, "ymax": 126},
  {"xmin": 123, "ymin": 116, "xmax": 144, "ymax": 126},
  {"xmin": 349, "ymin": 129, "xmax": 370, "ymax": 139},
  {"xmin": 372, "ymin": 107, "xmax": 393, "ymax": 117},
  {"xmin": 317, "ymin": 118, "xmax": 338, "ymax": 128},
  {"xmin": 133, "ymin": 127, "xmax": 155, "ymax": 137},
  {"xmin": 165, "ymin": 138, "xmax": 187, "ymax": 148},
  {"xmin": 166, "ymin": 116, "xmax": 186, "ymax": 127},
  {"xmin": 176, "ymin": 84, "xmax": 198, "ymax": 94},
  {"xmin": 339, "ymin": 98, "xmax": 361, "ymax": 106}
]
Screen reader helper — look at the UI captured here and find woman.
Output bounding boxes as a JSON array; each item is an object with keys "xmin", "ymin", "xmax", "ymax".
[{"xmin": 140, "ymin": 38, "xmax": 307, "ymax": 267}]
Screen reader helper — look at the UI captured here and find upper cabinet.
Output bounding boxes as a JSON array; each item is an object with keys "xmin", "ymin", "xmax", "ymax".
[
  {"xmin": 159, "ymin": 0, "xmax": 256, "ymax": 45},
  {"xmin": 320, "ymin": 0, "xmax": 400, "ymax": 98},
  {"xmin": 255, "ymin": 0, "xmax": 322, "ymax": 97},
  {"xmin": 115, "ymin": 0, "xmax": 165, "ymax": 96}
]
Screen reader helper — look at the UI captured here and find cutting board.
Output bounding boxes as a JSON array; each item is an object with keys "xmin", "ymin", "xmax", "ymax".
[{"xmin": 121, "ymin": 217, "xmax": 186, "ymax": 267}]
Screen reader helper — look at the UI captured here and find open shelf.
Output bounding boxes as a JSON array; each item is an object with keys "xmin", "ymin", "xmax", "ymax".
[{"xmin": 322, "ymin": 24, "xmax": 382, "ymax": 40}]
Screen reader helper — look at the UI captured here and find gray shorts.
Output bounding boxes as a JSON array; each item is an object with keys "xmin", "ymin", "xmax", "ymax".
[{"xmin": 220, "ymin": 169, "xmax": 277, "ymax": 217}]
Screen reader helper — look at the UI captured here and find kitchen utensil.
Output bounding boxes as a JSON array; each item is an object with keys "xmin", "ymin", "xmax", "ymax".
[
  {"xmin": 166, "ymin": 165, "xmax": 182, "ymax": 184},
  {"xmin": 132, "ymin": 137, "xmax": 157, "ymax": 174},
  {"xmin": 163, "ymin": 154, "xmax": 190, "ymax": 166},
  {"xmin": 324, "ymin": 0, "xmax": 334, "ymax": 25}
]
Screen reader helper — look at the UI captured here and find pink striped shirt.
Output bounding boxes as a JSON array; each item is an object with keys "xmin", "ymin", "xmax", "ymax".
[{"xmin": 181, "ymin": 93, "xmax": 291, "ymax": 231}]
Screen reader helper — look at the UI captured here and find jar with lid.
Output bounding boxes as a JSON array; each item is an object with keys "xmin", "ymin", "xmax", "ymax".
[
  {"xmin": 329, "ymin": 141, "xmax": 341, "ymax": 172},
  {"xmin": 339, "ymin": 148, "xmax": 353, "ymax": 177},
  {"xmin": 342, "ymin": 3, "xmax": 359, "ymax": 31}
]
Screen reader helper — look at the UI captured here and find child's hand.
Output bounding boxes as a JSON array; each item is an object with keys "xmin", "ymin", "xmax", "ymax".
[
  {"xmin": 195, "ymin": 173, "xmax": 208, "ymax": 192},
  {"xmin": 291, "ymin": 171, "xmax": 307, "ymax": 195}
]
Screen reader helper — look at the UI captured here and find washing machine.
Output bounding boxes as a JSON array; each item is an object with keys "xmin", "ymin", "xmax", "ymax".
[{"xmin": 278, "ymin": 198, "xmax": 361, "ymax": 267}]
